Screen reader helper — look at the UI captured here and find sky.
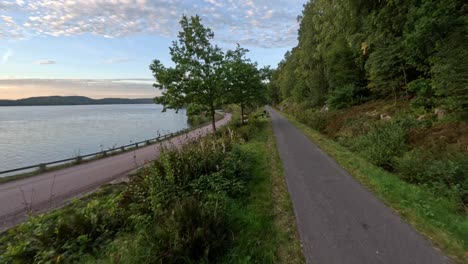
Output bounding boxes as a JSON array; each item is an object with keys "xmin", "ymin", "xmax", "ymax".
[{"xmin": 0, "ymin": 0, "xmax": 305, "ymax": 99}]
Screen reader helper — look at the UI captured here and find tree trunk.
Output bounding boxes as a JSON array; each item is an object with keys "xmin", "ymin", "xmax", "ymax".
[
  {"xmin": 241, "ymin": 104, "xmax": 244, "ymax": 125},
  {"xmin": 211, "ymin": 103, "xmax": 216, "ymax": 132}
]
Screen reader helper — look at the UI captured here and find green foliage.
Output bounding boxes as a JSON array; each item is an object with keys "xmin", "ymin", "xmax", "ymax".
[
  {"xmin": 395, "ymin": 149, "xmax": 468, "ymax": 207},
  {"xmin": 430, "ymin": 29, "xmax": 468, "ymax": 113},
  {"xmin": 187, "ymin": 112, "xmax": 210, "ymax": 126},
  {"xmin": 151, "ymin": 16, "xmax": 269, "ymax": 131},
  {"xmin": 150, "ymin": 15, "xmax": 226, "ymax": 131},
  {"xmin": 0, "ymin": 187, "xmax": 125, "ymax": 263},
  {"xmin": 350, "ymin": 121, "xmax": 407, "ymax": 169},
  {"xmin": 269, "ymin": 0, "xmax": 467, "ymax": 115},
  {"xmin": 327, "ymin": 84, "xmax": 369, "ymax": 109},
  {"xmin": 224, "ymin": 45, "xmax": 267, "ymax": 124},
  {"xmin": 407, "ymin": 78, "xmax": 437, "ymax": 109}
]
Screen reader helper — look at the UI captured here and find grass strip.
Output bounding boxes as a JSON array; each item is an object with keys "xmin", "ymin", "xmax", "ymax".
[{"xmin": 221, "ymin": 117, "xmax": 304, "ymax": 263}]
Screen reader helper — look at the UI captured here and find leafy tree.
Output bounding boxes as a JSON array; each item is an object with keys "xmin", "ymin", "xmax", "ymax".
[
  {"xmin": 224, "ymin": 45, "xmax": 266, "ymax": 124},
  {"xmin": 150, "ymin": 15, "xmax": 225, "ymax": 131}
]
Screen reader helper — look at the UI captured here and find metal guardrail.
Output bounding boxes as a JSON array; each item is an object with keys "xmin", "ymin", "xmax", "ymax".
[
  {"xmin": 0, "ymin": 127, "xmax": 192, "ymax": 176},
  {"xmin": 0, "ymin": 110, "xmax": 226, "ymax": 177}
]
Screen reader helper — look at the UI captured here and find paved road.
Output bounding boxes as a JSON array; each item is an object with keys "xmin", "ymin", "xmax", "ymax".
[
  {"xmin": 268, "ymin": 107, "xmax": 451, "ymax": 264},
  {"xmin": 0, "ymin": 114, "xmax": 231, "ymax": 231}
]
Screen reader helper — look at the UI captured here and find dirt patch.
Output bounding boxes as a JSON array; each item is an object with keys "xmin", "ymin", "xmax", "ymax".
[
  {"xmin": 324, "ymin": 100, "xmax": 409, "ymax": 138},
  {"xmin": 408, "ymin": 122, "xmax": 468, "ymax": 152}
]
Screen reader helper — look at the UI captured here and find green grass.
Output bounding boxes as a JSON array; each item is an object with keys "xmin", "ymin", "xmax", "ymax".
[
  {"xmin": 279, "ymin": 110, "xmax": 468, "ymax": 263},
  {"xmin": 221, "ymin": 117, "xmax": 304, "ymax": 263}
]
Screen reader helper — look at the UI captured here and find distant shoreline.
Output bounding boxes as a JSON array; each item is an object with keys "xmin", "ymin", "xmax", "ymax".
[{"xmin": 0, "ymin": 96, "xmax": 155, "ymax": 106}]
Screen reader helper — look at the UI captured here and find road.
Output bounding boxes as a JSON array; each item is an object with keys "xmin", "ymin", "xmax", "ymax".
[
  {"xmin": 267, "ymin": 107, "xmax": 451, "ymax": 264},
  {"xmin": 0, "ymin": 114, "xmax": 231, "ymax": 231}
]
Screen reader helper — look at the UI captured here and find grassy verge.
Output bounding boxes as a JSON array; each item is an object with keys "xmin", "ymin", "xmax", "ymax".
[
  {"xmin": 278, "ymin": 110, "xmax": 468, "ymax": 263},
  {"xmin": 0, "ymin": 112, "xmax": 303, "ymax": 263},
  {"xmin": 221, "ymin": 116, "xmax": 304, "ymax": 263}
]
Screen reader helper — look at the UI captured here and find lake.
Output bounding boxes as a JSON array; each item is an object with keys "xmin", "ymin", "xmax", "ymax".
[{"xmin": 0, "ymin": 104, "xmax": 188, "ymax": 175}]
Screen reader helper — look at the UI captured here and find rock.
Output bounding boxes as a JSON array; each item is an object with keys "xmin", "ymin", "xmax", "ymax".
[
  {"xmin": 366, "ymin": 110, "xmax": 378, "ymax": 117},
  {"xmin": 380, "ymin": 114, "xmax": 391, "ymax": 120},
  {"xmin": 417, "ymin": 115, "xmax": 426, "ymax": 121},
  {"xmin": 434, "ymin": 108, "xmax": 446, "ymax": 119},
  {"xmin": 321, "ymin": 105, "xmax": 329, "ymax": 112}
]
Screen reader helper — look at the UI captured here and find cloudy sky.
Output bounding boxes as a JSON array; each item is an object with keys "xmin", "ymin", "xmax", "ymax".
[{"xmin": 0, "ymin": 0, "xmax": 305, "ymax": 99}]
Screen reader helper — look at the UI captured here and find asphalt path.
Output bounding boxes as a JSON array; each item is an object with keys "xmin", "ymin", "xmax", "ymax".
[
  {"xmin": 268, "ymin": 107, "xmax": 451, "ymax": 264},
  {"xmin": 0, "ymin": 113, "xmax": 231, "ymax": 231}
]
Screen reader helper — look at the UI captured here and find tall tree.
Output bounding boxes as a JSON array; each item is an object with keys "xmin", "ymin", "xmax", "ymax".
[
  {"xmin": 224, "ymin": 45, "xmax": 266, "ymax": 124},
  {"xmin": 150, "ymin": 15, "xmax": 225, "ymax": 131}
]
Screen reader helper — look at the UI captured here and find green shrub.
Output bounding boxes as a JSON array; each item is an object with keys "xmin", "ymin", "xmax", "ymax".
[
  {"xmin": 154, "ymin": 198, "xmax": 230, "ymax": 263},
  {"xmin": 395, "ymin": 149, "xmax": 468, "ymax": 207},
  {"xmin": 293, "ymin": 109, "xmax": 329, "ymax": 132},
  {"xmin": 408, "ymin": 79, "xmax": 437, "ymax": 110},
  {"xmin": 0, "ymin": 189, "xmax": 125, "ymax": 263},
  {"xmin": 350, "ymin": 121, "xmax": 407, "ymax": 169}
]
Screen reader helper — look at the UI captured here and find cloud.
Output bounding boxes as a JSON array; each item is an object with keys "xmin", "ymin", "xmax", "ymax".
[
  {"xmin": 0, "ymin": 0, "xmax": 305, "ymax": 48},
  {"xmin": 35, "ymin": 60, "xmax": 56, "ymax": 64},
  {"xmin": 0, "ymin": 78, "xmax": 159, "ymax": 99},
  {"xmin": 0, "ymin": 15, "xmax": 23, "ymax": 38},
  {"xmin": 2, "ymin": 49, "xmax": 13, "ymax": 64},
  {"xmin": 103, "ymin": 57, "xmax": 134, "ymax": 64}
]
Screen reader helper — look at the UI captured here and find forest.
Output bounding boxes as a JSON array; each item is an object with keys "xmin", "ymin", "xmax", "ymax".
[{"xmin": 269, "ymin": 0, "xmax": 467, "ymax": 113}]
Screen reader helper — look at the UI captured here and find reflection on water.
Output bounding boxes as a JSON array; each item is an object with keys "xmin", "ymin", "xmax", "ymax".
[{"xmin": 0, "ymin": 104, "xmax": 188, "ymax": 174}]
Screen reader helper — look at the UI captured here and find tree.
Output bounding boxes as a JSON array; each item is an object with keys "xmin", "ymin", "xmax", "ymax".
[
  {"xmin": 224, "ymin": 45, "xmax": 266, "ymax": 125},
  {"xmin": 150, "ymin": 15, "xmax": 225, "ymax": 131}
]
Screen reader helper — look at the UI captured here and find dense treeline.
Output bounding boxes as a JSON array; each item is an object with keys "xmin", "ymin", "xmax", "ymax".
[{"xmin": 269, "ymin": 0, "xmax": 467, "ymax": 113}]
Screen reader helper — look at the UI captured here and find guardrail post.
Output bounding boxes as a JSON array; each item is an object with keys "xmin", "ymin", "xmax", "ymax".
[
  {"xmin": 135, "ymin": 143, "xmax": 139, "ymax": 148},
  {"xmin": 39, "ymin": 163, "xmax": 46, "ymax": 172},
  {"xmin": 121, "ymin": 146, "xmax": 125, "ymax": 152},
  {"xmin": 75, "ymin": 156, "xmax": 82, "ymax": 164},
  {"xmin": 146, "ymin": 140, "xmax": 150, "ymax": 145}
]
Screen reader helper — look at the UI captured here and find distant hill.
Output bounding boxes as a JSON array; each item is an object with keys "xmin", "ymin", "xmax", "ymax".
[{"xmin": 0, "ymin": 96, "xmax": 155, "ymax": 106}]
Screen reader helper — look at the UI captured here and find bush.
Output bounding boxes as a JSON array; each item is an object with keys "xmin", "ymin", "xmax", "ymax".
[
  {"xmin": 0, "ymin": 188, "xmax": 126, "ymax": 263},
  {"xmin": 292, "ymin": 108, "xmax": 329, "ymax": 132},
  {"xmin": 350, "ymin": 121, "xmax": 407, "ymax": 169},
  {"xmin": 408, "ymin": 79, "xmax": 437, "ymax": 110},
  {"xmin": 395, "ymin": 149, "xmax": 468, "ymax": 207},
  {"xmin": 149, "ymin": 198, "xmax": 230, "ymax": 263}
]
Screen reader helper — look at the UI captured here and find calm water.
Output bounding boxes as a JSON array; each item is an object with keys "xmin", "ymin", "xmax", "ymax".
[{"xmin": 0, "ymin": 104, "xmax": 188, "ymax": 174}]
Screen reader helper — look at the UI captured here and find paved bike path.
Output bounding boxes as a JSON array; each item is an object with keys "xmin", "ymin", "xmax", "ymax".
[{"xmin": 268, "ymin": 107, "xmax": 450, "ymax": 264}]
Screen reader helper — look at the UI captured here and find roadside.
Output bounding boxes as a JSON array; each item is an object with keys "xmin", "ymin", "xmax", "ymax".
[
  {"xmin": 0, "ymin": 113, "xmax": 231, "ymax": 232},
  {"xmin": 221, "ymin": 113, "xmax": 304, "ymax": 263},
  {"xmin": 0, "ymin": 110, "xmax": 304, "ymax": 263},
  {"xmin": 0, "ymin": 112, "xmax": 225, "ymax": 185},
  {"xmin": 275, "ymin": 108, "xmax": 467, "ymax": 263}
]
